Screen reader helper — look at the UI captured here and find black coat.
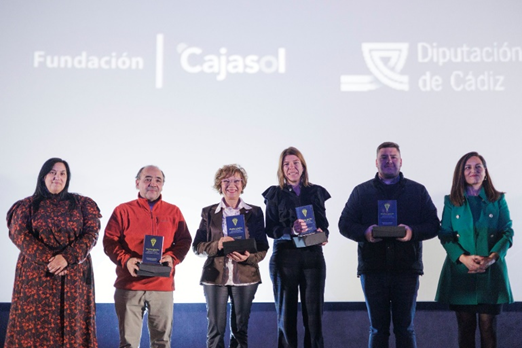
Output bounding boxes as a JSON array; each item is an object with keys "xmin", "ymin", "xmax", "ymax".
[
  {"xmin": 339, "ymin": 173, "xmax": 439, "ymax": 275},
  {"xmin": 263, "ymin": 184, "xmax": 330, "ymax": 251}
]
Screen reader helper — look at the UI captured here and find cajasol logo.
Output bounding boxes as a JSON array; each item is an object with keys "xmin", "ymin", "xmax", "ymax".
[
  {"xmin": 341, "ymin": 42, "xmax": 409, "ymax": 92},
  {"xmin": 178, "ymin": 43, "xmax": 286, "ymax": 81}
]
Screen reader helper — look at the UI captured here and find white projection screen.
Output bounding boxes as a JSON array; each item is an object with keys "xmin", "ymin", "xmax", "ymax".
[{"xmin": 1, "ymin": 1, "xmax": 521, "ymax": 303}]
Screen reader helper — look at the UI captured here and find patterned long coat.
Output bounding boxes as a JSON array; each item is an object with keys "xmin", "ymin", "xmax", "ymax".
[{"xmin": 5, "ymin": 194, "xmax": 101, "ymax": 348}]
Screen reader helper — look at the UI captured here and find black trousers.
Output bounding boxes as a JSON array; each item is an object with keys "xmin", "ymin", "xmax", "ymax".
[
  {"xmin": 270, "ymin": 246, "xmax": 326, "ymax": 348},
  {"xmin": 203, "ymin": 284, "xmax": 258, "ymax": 348}
]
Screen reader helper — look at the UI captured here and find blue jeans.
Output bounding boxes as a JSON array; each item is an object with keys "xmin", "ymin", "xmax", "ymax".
[{"xmin": 360, "ymin": 273, "xmax": 419, "ymax": 348}]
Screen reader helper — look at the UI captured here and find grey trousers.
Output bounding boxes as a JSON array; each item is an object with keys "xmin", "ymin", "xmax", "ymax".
[{"xmin": 114, "ymin": 289, "xmax": 174, "ymax": 348}]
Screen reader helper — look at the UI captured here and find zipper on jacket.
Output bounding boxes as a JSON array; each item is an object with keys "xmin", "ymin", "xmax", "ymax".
[{"xmin": 150, "ymin": 211, "xmax": 156, "ymax": 236}]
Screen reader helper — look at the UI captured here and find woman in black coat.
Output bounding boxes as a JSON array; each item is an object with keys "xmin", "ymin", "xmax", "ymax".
[{"xmin": 263, "ymin": 147, "xmax": 330, "ymax": 348}]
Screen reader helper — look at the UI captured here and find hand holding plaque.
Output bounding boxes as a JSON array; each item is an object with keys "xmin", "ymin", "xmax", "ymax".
[
  {"xmin": 223, "ymin": 215, "xmax": 258, "ymax": 255},
  {"xmin": 137, "ymin": 235, "xmax": 172, "ymax": 277},
  {"xmin": 295, "ymin": 205, "xmax": 317, "ymax": 235},
  {"xmin": 372, "ymin": 200, "xmax": 406, "ymax": 238},
  {"xmin": 292, "ymin": 205, "xmax": 328, "ymax": 248}
]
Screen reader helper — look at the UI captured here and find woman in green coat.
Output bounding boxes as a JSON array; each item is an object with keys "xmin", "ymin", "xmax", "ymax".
[{"xmin": 436, "ymin": 152, "xmax": 513, "ymax": 348}]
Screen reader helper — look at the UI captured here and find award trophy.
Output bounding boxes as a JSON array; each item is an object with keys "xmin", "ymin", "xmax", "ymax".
[
  {"xmin": 137, "ymin": 235, "xmax": 171, "ymax": 277},
  {"xmin": 222, "ymin": 214, "xmax": 257, "ymax": 255},
  {"xmin": 292, "ymin": 204, "xmax": 328, "ymax": 248},
  {"xmin": 372, "ymin": 200, "xmax": 406, "ymax": 238}
]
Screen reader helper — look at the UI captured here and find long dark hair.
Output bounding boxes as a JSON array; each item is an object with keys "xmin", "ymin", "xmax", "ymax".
[
  {"xmin": 449, "ymin": 152, "xmax": 502, "ymax": 206},
  {"xmin": 32, "ymin": 158, "xmax": 76, "ymax": 211}
]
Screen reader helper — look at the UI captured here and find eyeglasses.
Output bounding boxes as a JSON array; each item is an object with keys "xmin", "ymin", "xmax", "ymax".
[
  {"xmin": 222, "ymin": 179, "xmax": 242, "ymax": 186},
  {"xmin": 464, "ymin": 164, "xmax": 484, "ymax": 172}
]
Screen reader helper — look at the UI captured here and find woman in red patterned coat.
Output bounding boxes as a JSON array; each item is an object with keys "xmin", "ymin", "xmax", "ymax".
[{"xmin": 5, "ymin": 158, "xmax": 101, "ymax": 348}]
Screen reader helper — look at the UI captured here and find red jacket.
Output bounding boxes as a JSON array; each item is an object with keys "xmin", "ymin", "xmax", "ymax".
[{"xmin": 103, "ymin": 195, "xmax": 192, "ymax": 291}]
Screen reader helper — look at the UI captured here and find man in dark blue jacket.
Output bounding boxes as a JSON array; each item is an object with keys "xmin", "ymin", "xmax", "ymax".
[{"xmin": 339, "ymin": 142, "xmax": 439, "ymax": 348}]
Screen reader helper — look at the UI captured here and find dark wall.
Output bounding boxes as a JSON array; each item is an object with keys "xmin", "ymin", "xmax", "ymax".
[{"xmin": 1, "ymin": 302, "xmax": 521, "ymax": 347}]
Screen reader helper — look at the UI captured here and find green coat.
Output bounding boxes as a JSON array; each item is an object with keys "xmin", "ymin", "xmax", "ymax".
[{"xmin": 435, "ymin": 189, "xmax": 514, "ymax": 305}]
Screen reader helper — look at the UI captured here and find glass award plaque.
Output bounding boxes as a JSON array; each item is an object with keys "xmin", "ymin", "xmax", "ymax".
[
  {"xmin": 372, "ymin": 200, "xmax": 406, "ymax": 238},
  {"xmin": 295, "ymin": 204, "xmax": 317, "ymax": 235},
  {"xmin": 223, "ymin": 214, "xmax": 257, "ymax": 255},
  {"xmin": 378, "ymin": 200, "xmax": 397, "ymax": 226},
  {"xmin": 226, "ymin": 215, "xmax": 246, "ymax": 239},
  {"xmin": 292, "ymin": 205, "xmax": 327, "ymax": 248},
  {"xmin": 142, "ymin": 235, "xmax": 164, "ymax": 264},
  {"xmin": 137, "ymin": 235, "xmax": 171, "ymax": 277}
]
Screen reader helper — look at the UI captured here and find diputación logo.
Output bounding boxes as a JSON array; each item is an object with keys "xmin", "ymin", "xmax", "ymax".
[
  {"xmin": 340, "ymin": 42, "xmax": 409, "ymax": 92},
  {"xmin": 341, "ymin": 41, "xmax": 520, "ymax": 92}
]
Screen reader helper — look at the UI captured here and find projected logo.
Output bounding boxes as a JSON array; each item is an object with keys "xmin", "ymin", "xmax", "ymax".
[
  {"xmin": 153, "ymin": 35, "xmax": 286, "ymax": 87},
  {"xmin": 340, "ymin": 43, "xmax": 409, "ymax": 92}
]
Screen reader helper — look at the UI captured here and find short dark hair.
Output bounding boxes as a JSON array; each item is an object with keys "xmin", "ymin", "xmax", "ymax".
[
  {"xmin": 136, "ymin": 165, "xmax": 165, "ymax": 182},
  {"xmin": 449, "ymin": 152, "xmax": 502, "ymax": 206},
  {"xmin": 33, "ymin": 157, "xmax": 76, "ymax": 211},
  {"xmin": 376, "ymin": 142, "xmax": 401, "ymax": 155}
]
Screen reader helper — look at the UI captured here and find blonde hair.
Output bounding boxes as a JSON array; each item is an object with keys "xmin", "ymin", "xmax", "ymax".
[
  {"xmin": 213, "ymin": 164, "xmax": 248, "ymax": 194},
  {"xmin": 277, "ymin": 147, "xmax": 310, "ymax": 188}
]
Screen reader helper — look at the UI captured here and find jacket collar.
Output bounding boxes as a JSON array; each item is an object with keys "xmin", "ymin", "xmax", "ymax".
[
  {"xmin": 215, "ymin": 197, "xmax": 251, "ymax": 214},
  {"xmin": 373, "ymin": 172, "xmax": 404, "ymax": 186},
  {"xmin": 464, "ymin": 186, "xmax": 487, "ymax": 202},
  {"xmin": 136, "ymin": 193, "xmax": 162, "ymax": 210}
]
